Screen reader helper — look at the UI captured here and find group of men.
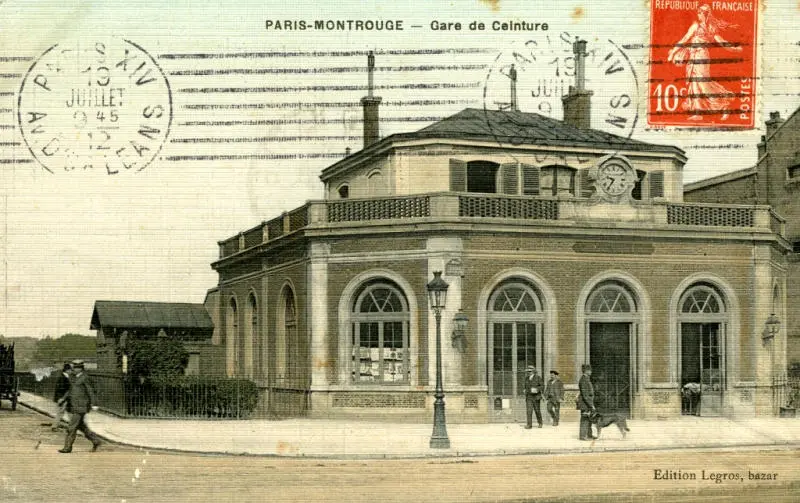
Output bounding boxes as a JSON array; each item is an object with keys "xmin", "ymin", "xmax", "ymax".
[
  {"xmin": 522, "ymin": 363, "xmax": 598, "ymax": 441},
  {"xmin": 51, "ymin": 360, "xmax": 102, "ymax": 453}
]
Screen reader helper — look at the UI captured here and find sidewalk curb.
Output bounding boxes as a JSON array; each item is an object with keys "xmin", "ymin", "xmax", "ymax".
[
  {"xmin": 18, "ymin": 397, "xmax": 800, "ymax": 460},
  {"xmin": 19, "ymin": 399, "xmax": 113, "ymax": 447}
]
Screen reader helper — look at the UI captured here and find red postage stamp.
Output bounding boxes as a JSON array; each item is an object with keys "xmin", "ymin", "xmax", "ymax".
[{"xmin": 648, "ymin": 1, "xmax": 758, "ymax": 128}]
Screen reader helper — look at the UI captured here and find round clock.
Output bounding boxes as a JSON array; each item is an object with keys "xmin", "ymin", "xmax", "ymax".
[{"xmin": 598, "ymin": 162, "xmax": 635, "ymax": 196}]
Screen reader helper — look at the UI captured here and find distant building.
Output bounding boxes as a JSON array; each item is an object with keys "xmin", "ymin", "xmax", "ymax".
[
  {"xmin": 685, "ymin": 107, "xmax": 799, "ymax": 365},
  {"xmin": 205, "ymin": 46, "xmax": 789, "ymax": 421},
  {"xmin": 90, "ymin": 300, "xmax": 224, "ymax": 376}
]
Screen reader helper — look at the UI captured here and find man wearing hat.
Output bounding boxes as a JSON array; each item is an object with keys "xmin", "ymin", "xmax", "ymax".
[
  {"xmin": 51, "ymin": 362, "xmax": 72, "ymax": 431},
  {"xmin": 523, "ymin": 365, "xmax": 544, "ymax": 429},
  {"xmin": 59, "ymin": 360, "xmax": 102, "ymax": 453},
  {"xmin": 544, "ymin": 369, "xmax": 564, "ymax": 426},
  {"xmin": 577, "ymin": 363, "xmax": 596, "ymax": 441}
]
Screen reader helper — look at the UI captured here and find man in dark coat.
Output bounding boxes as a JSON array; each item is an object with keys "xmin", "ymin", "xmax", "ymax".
[
  {"xmin": 544, "ymin": 370, "xmax": 564, "ymax": 426},
  {"xmin": 577, "ymin": 363, "xmax": 596, "ymax": 440},
  {"xmin": 59, "ymin": 360, "xmax": 102, "ymax": 453},
  {"xmin": 523, "ymin": 365, "xmax": 544, "ymax": 428},
  {"xmin": 50, "ymin": 362, "xmax": 72, "ymax": 431}
]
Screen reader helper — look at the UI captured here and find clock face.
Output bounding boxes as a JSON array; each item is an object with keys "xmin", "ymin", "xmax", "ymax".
[{"xmin": 598, "ymin": 163, "xmax": 634, "ymax": 197}]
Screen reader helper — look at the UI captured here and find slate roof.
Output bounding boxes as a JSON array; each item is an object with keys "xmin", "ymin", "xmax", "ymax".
[
  {"xmin": 90, "ymin": 301, "xmax": 213, "ymax": 330},
  {"xmin": 320, "ymin": 108, "xmax": 684, "ymax": 180},
  {"xmin": 413, "ymin": 108, "xmax": 668, "ymax": 150}
]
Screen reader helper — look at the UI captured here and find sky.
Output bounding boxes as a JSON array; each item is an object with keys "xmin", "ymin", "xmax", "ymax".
[{"xmin": 0, "ymin": 0, "xmax": 798, "ymax": 339}]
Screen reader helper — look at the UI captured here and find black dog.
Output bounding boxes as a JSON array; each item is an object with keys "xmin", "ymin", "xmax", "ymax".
[{"xmin": 588, "ymin": 411, "xmax": 630, "ymax": 439}]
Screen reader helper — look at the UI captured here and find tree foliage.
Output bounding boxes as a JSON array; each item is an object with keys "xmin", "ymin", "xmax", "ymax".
[
  {"xmin": 123, "ymin": 337, "xmax": 189, "ymax": 379},
  {"xmin": 32, "ymin": 333, "xmax": 96, "ymax": 365}
]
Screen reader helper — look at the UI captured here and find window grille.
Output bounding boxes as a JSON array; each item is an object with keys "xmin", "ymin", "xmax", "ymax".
[
  {"xmin": 327, "ymin": 196, "xmax": 430, "ymax": 222},
  {"xmin": 458, "ymin": 194, "xmax": 558, "ymax": 220},
  {"xmin": 667, "ymin": 204, "xmax": 753, "ymax": 227}
]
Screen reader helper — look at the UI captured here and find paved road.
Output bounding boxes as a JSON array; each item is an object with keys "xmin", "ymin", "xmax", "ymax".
[{"xmin": 2, "ymin": 407, "xmax": 798, "ymax": 502}]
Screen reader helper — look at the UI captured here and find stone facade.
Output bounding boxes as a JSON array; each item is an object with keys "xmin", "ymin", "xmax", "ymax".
[
  {"xmin": 204, "ymin": 52, "xmax": 790, "ymax": 422},
  {"xmin": 686, "ymin": 108, "xmax": 799, "ymax": 365},
  {"xmin": 207, "ymin": 188, "xmax": 787, "ymax": 421}
]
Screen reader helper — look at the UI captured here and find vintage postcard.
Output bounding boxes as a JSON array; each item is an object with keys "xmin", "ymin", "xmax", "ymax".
[{"xmin": 1, "ymin": 0, "xmax": 799, "ymax": 502}]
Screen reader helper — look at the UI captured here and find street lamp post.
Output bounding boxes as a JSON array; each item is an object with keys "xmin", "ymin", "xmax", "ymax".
[{"xmin": 426, "ymin": 271, "xmax": 450, "ymax": 449}]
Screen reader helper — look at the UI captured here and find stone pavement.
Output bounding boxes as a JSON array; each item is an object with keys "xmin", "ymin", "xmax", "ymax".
[{"xmin": 19, "ymin": 391, "xmax": 800, "ymax": 459}]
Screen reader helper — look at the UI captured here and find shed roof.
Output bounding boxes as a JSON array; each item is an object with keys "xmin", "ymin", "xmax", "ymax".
[{"xmin": 90, "ymin": 301, "xmax": 213, "ymax": 330}]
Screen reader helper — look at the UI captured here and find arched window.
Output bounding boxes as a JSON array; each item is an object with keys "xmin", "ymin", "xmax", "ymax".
[
  {"xmin": 539, "ymin": 165, "xmax": 576, "ymax": 196},
  {"xmin": 246, "ymin": 293, "xmax": 258, "ymax": 379},
  {"xmin": 276, "ymin": 286, "xmax": 295, "ymax": 384},
  {"xmin": 678, "ymin": 283, "xmax": 727, "ymax": 415},
  {"xmin": 587, "ymin": 283, "xmax": 636, "ymax": 314},
  {"xmin": 226, "ymin": 297, "xmax": 238, "ymax": 377},
  {"xmin": 367, "ymin": 170, "xmax": 385, "ymax": 196},
  {"xmin": 350, "ymin": 280, "xmax": 410, "ymax": 383},
  {"xmin": 772, "ymin": 284, "xmax": 780, "ymax": 314},
  {"xmin": 337, "ymin": 184, "xmax": 350, "ymax": 199},
  {"xmin": 488, "ymin": 281, "xmax": 545, "ymax": 399}
]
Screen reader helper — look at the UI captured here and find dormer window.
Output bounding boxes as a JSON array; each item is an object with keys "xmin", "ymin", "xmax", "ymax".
[
  {"xmin": 539, "ymin": 165, "xmax": 576, "ymax": 196},
  {"xmin": 338, "ymin": 184, "xmax": 350, "ymax": 199},
  {"xmin": 466, "ymin": 161, "xmax": 499, "ymax": 193}
]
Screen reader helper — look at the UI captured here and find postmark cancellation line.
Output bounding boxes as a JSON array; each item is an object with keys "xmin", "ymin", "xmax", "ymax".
[
  {"xmin": 176, "ymin": 82, "xmax": 483, "ymax": 94},
  {"xmin": 167, "ymin": 64, "xmax": 487, "ymax": 76},
  {"xmin": 158, "ymin": 47, "xmax": 494, "ymax": 60}
]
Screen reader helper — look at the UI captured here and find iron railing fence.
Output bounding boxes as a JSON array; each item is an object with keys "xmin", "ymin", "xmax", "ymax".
[
  {"xmin": 772, "ymin": 373, "xmax": 800, "ymax": 417},
  {"xmin": 17, "ymin": 371, "xmax": 259, "ymax": 420}
]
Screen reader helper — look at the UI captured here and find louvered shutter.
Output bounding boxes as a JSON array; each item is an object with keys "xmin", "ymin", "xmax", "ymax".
[
  {"xmin": 649, "ymin": 171, "xmax": 665, "ymax": 198},
  {"xmin": 521, "ymin": 164, "xmax": 540, "ymax": 196},
  {"xmin": 501, "ymin": 162, "xmax": 519, "ymax": 195},
  {"xmin": 578, "ymin": 168, "xmax": 593, "ymax": 198},
  {"xmin": 449, "ymin": 159, "xmax": 467, "ymax": 192}
]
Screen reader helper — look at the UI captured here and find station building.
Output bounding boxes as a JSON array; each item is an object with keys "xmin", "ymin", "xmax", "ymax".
[
  {"xmin": 685, "ymin": 107, "xmax": 800, "ymax": 366},
  {"xmin": 205, "ymin": 46, "xmax": 790, "ymax": 422}
]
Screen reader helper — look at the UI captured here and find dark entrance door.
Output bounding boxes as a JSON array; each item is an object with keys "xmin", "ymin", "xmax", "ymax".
[
  {"xmin": 681, "ymin": 323, "xmax": 723, "ymax": 416},
  {"xmin": 589, "ymin": 322, "xmax": 631, "ymax": 415}
]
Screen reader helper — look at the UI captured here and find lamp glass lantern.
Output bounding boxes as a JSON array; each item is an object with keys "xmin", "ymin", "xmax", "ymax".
[
  {"xmin": 426, "ymin": 271, "xmax": 449, "ymax": 312},
  {"xmin": 452, "ymin": 309, "xmax": 469, "ymax": 350},
  {"xmin": 764, "ymin": 313, "xmax": 780, "ymax": 340}
]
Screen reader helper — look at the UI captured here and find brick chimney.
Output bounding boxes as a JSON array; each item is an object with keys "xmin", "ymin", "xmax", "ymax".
[
  {"xmin": 561, "ymin": 39, "xmax": 593, "ymax": 129},
  {"xmin": 361, "ymin": 51, "xmax": 382, "ymax": 148},
  {"xmin": 765, "ymin": 111, "xmax": 785, "ymax": 139}
]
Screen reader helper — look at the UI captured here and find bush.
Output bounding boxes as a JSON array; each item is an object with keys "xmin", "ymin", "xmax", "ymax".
[
  {"xmin": 128, "ymin": 376, "xmax": 259, "ymax": 419},
  {"xmin": 121, "ymin": 338, "xmax": 189, "ymax": 380}
]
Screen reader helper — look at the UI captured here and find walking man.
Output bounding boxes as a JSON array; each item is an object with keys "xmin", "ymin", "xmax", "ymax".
[
  {"xmin": 544, "ymin": 370, "xmax": 564, "ymax": 426},
  {"xmin": 523, "ymin": 365, "xmax": 544, "ymax": 429},
  {"xmin": 59, "ymin": 360, "xmax": 102, "ymax": 453},
  {"xmin": 577, "ymin": 363, "xmax": 596, "ymax": 441},
  {"xmin": 51, "ymin": 362, "xmax": 72, "ymax": 431}
]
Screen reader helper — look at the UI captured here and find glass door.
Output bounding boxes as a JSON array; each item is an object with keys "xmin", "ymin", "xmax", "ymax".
[{"xmin": 490, "ymin": 322, "xmax": 538, "ymax": 420}]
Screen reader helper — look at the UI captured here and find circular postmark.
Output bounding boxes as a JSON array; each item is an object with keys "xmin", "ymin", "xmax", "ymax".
[
  {"xmin": 482, "ymin": 31, "xmax": 640, "ymax": 158},
  {"xmin": 17, "ymin": 39, "xmax": 172, "ymax": 174}
]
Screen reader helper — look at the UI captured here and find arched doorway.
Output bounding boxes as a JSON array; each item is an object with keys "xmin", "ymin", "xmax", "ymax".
[
  {"xmin": 487, "ymin": 280, "xmax": 545, "ymax": 420},
  {"xmin": 678, "ymin": 283, "xmax": 727, "ymax": 416},
  {"xmin": 585, "ymin": 281, "xmax": 640, "ymax": 416}
]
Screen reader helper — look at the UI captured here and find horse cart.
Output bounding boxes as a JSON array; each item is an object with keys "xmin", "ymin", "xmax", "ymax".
[{"xmin": 0, "ymin": 343, "xmax": 19, "ymax": 410}]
